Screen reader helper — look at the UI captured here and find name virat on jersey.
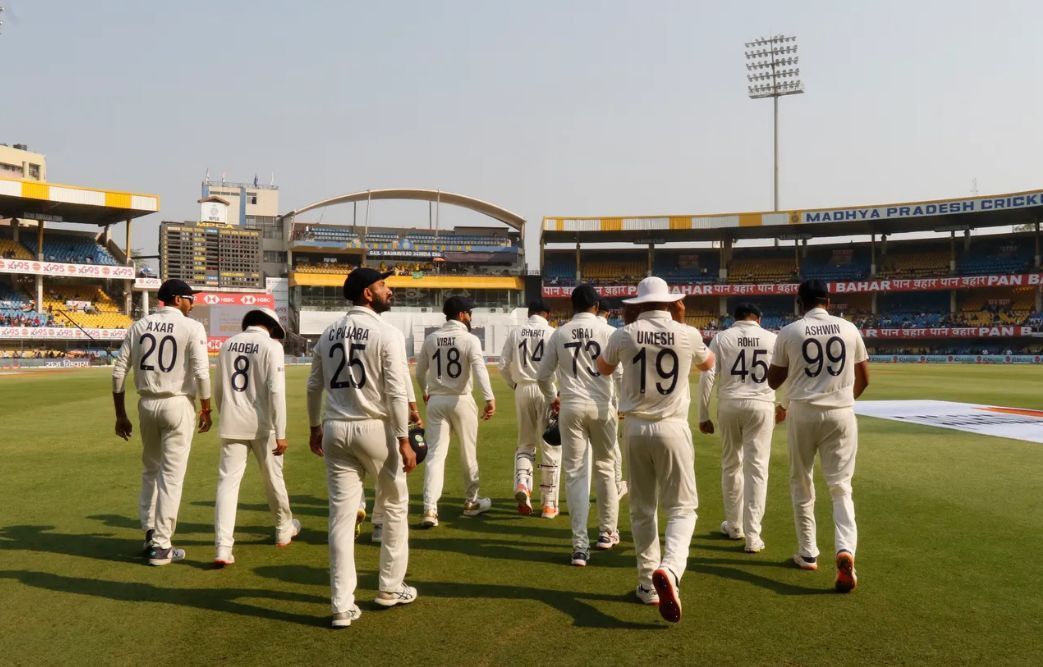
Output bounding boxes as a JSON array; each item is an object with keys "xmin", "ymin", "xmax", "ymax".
[
  {"xmin": 328, "ymin": 325, "xmax": 372, "ymax": 342},
  {"xmin": 437, "ymin": 336, "xmax": 456, "ymax": 346}
]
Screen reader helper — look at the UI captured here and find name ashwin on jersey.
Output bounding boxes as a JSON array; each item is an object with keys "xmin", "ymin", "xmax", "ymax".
[
  {"xmin": 637, "ymin": 331, "xmax": 675, "ymax": 346},
  {"xmin": 805, "ymin": 324, "xmax": 841, "ymax": 336}
]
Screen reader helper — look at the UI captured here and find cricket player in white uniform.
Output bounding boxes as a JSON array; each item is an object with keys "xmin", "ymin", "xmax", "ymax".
[
  {"xmin": 598, "ymin": 277, "xmax": 714, "ymax": 623},
  {"xmin": 307, "ymin": 268, "xmax": 418, "ymax": 628},
  {"xmin": 112, "ymin": 279, "xmax": 211, "ymax": 566},
  {"xmin": 212, "ymin": 307, "xmax": 300, "ymax": 566},
  {"xmin": 415, "ymin": 296, "xmax": 496, "ymax": 526},
  {"xmin": 499, "ymin": 299, "xmax": 561, "ymax": 517},
  {"xmin": 698, "ymin": 302, "xmax": 782, "ymax": 554},
  {"xmin": 767, "ymin": 279, "xmax": 869, "ymax": 593},
  {"xmin": 538, "ymin": 284, "xmax": 619, "ymax": 566}
]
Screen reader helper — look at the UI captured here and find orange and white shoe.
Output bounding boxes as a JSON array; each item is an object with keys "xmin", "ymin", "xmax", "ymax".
[
  {"xmin": 835, "ymin": 550, "xmax": 857, "ymax": 593},
  {"xmin": 276, "ymin": 518, "xmax": 302, "ymax": 547},
  {"xmin": 214, "ymin": 548, "xmax": 235, "ymax": 568},
  {"xmin": 514, "ymin": 484, "xmax": 532, "ymax": 516},
  {"xmin": 541, "ymin": 503, "xmax": 559, "ymax": 519},
  {"xmin": 652, "ymin": 567, "xmax": 682, "ymax": 623},
  {"xmin": 792, "ymin": 553, "xmax": 818, "ymax": 571}
]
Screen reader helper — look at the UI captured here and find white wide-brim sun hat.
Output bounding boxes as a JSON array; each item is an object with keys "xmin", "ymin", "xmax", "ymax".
[
  {"xmin": 622, "ymin": 276, "xmax": 684, "ymax": 304},
  {"xmin": 242, "ymin": 306, "xmax": 286, "ymax": 340}
]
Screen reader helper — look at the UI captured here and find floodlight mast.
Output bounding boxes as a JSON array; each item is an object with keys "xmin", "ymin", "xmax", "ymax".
[{"xmin": 745, "ymin": 34, "xmax": 804, "ymax": 211}]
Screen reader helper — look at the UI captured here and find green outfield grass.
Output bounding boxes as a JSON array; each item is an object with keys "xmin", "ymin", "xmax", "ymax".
[{"xmin": 1, "ymin": 364, "xmax": 1041, "ymax": 665}]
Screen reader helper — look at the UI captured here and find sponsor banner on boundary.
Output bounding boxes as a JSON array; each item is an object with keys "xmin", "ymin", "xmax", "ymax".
[
  {"xmin": 0, "ymin": 258, "xmax": 136, "ymax": 280},
  {"xmin": 869, "ymin": 354, "xmax": 1043, "ymax": 364},
  {"xmin": 0, "ymin": 327, "xmax": 126, "ymax": 341},
  {"xmin": 541, "ymin": 273, "xmax": 1043, "ymax": 298},
  {"xmin": 862, "ymin": 326, "xmax": 1034, "ymax": 338},
  {"xmin": 854, "ymin": 400, "xmax": 1043, "ymax": 444}
]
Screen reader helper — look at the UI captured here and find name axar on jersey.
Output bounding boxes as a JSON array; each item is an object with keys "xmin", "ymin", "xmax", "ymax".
[
  {"xmin": 698, "ymin": 314, "xmax": 778, "ymax": 553},
  {"xmin": 499, "ymin": 304, "xmax": 559, "ymax": 517}
]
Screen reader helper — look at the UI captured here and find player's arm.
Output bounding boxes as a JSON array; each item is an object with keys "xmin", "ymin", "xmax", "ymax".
[
  {"xmin": 470, "ymin": 337, "xmax": 496, "ymax": 420},
  {"xmin": 190, "ymin": 324, "xmax": 213, "ymax": 432},
  {"xmin": 697, "ymin": 339, "xmax": 719, "ymax": 433},
  {"xmin": 213, "ymin": 352, "xmax": 225, "ymax": 414},
  {"xmin": 499, "ymin": 333, "xmax": 517, "ymax": 389},
  {"xmin": 536, "ymin": 331, "xmax": 559, "ymax": 405},
  {"xmin": 852, "ymin": 331, "xmax": 870, "ymax": 399},
  {"xmin": 767, "ymin": 331, "xmax": 790, "ymax": 390},
  {"xmin": 414, "ymin": 337, "xmax": 431, "ymax": 401},
  {"xmin": 111, "ymin": 330, "xmax": 134, "ymax": 440},
  {"xmin": 689, "ymin": 326, "xmax": 715, "ymax": 372},
  {"xmin": 597, "ymin": 329, "xmax": 623, "ymax": 376},
  {"xmin": 267, "ymin": 344, "xmax": 288, "ymax": 455},
  {"xmin": 306, "ymin": 340, "xmax": 326, "ymax": 456},
  {"xmin": 383, "ymin": 333, "xmax": 415, "ymax": 473}
]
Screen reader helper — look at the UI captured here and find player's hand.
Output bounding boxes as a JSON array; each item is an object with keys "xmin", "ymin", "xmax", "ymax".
[
  {"xmin": 198, "ymin": 410, "xmax": 212, "ymax": 433},
  {"xmin": 423, "ymin": 392, "xmax": 430, "ymax": 404},
  {"xmin": 309, "ymin": 426, "xmax": 324, "ymax": 457},
  {"xmin": 409, "ymin": 404, "xmax": 424, "ymax": 428},
  {"xmin": 482, "ymin": 399, "xmax": 496, "ymax": 421},
  {"xmin": 699, "ymin": 420, "xmax": 715, "ymax": 435},
  {"xmin": 775, "ymin": 405, "xmax": 787, "ymax": 424},
  {"xmin": 398, "ymin": 437, "xmax": 417, "ymax": 473},
  {"xmin": 273, "ymin": 438, "xmax": 288, "ymax": 456},
  {"xmin": 550, "ymin": 397, "xmax": 561, "ymax": 415},
  {"xmin": 115, "ymin": 416, "xmax": 133, "ymax": 441}
]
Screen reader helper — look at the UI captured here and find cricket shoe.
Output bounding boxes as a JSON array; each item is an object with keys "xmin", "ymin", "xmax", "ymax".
[
  {"xmin": 514, "ymin": 484, "xmax": 532, "ymax": 516},
  {"xmin": 375, "ymin": 584, "xmax": 418, "ymax": 608},
  {"xmin": 331, "ymin": 605, "xmax": 361, "ymax": 628},
  {"xmin": 635, "ymin": 585, "xmax": 660, "ymax": 606},
  {"xmin": 720, "ymin": 520, "xmax": 744, "ymax": 540},
  {"xmin": 462, "ymin": 497, "xmax": 492, "ymax": 517},
  {"xmin": 595, "ymin": 531, "xmax": 620, "ymax": 550},
  {"xmin": 421, "ymin": 509, "xmax": 439, "ymax": 528},
  {"xmin": 792, "ymin": 553, "xmax": 818, "ymax": 571},
  {"xmin": 571, "ymin": 550, "xmax": 589, "ymax": 567},
  {"xmin": 652, "ymin": 567, "xmax": 682, "ymax": 623},
  {"xmin": 148, "ymin": 546, "xmax": 186, "ymax": 566},
  {"xmin": 142, "ymin": 529, "xmax": 154, "ymax": 555},
  {"xmin": 213, "ymin": 548, "xmax": 235, "ymax": 568},
  {"xmin": 744, "ymin": 538, "xmax": 766, "ymax": 553},
  {"xmin": 835, "ymin": 550, "xmax": 858, "ymax": 593},
  {"xmin": 371, "ymin": 524, "xmax": 383, "ymax": 543},
  {"xmin": 276, "ymin": 518, "xmax": 302, "ymax": 547},
  {"xmin": 541, "ymin": 503, "xmax": 559, "ymax": 519},
  {"xmin": 355, "ymin": 508, "xmax": 366, "ymax": 540}
]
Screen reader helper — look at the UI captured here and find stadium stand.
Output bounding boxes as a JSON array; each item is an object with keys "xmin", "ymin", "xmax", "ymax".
[
  {"xmin": 582, "ymin": 259, "xmax": 646, "ymax": 285},
  {"xmin": 957, "ymin": 239, "xmax": 1033, "ymax": 275},
  {"xmin": 43, "ymin": 285, "xmax": 131, "ymax": 329},
  {"xmin": 877, "ymin": 248, "xmax": 950, "ymax": 277},
  {"xmin": 727, "ymin": 257, "xmax": 799, "ymax": 283},
  {"xmin": 0, "ymin": 284, "xmax": 50, "ymax": 326},
  {"xmin": 801, "ymin": 246, "xmax": 870, "ymax": 281},
  {"xmin": 0, "ymin": 238, "xmax": 33, "ymax": 260},
  {"xmin": 21, "ymin": 232, "xmax": 120, "ymax": 265},
  {"xmin": 654, "ymin": 253, "xmax": 718, "ymax": 283}
]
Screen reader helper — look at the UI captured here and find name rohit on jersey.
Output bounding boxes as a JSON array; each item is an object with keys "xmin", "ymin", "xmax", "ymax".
[
  {"xmin": 737, "ymin": 336, "xmax": 761, "ymax": 347},
  {"xmin": 145, "ymin": 321, "xmax": 174, "ymax": 333},
  {"xmin": 637, "ymin": 331, "xmax": 675, "ymax": 346},
  {"xmin": 227, "ymin": 341, "xmax": 260, "ymax": 354},
  {"xmin": 805, "ymin": 324, "xmax": 841, "ymax": 336},
  {"xmin": 329, "ymin": 325, "xmax": 371, "ymax": 342}
]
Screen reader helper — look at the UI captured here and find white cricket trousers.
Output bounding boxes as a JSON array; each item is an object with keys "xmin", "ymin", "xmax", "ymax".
[
  {"xmin": 512, "ymin": 382, "xmax": 561, "ymax": 506},
  {"xmin": 214, "ymin": 434, "xmax": 295, "ymax": 550},
  {"xmin": 626, "ymin": 417, "xmax": 699, "ymax": 589},
  {"xmin": 560, "ymin": 401, "xmax": 619, "ymax": 550},
  {"xmin": 324, "ymin": 419, "xmax": 409, "ymax": 614},
  {"xmin": 717, "ymin": 399, "xmax": 775, "ymax": 544},
  {"xmin": 786, "ymin": 402, "xmax": 859, "ymax": 558},
  {"xmin": 424, "ymin": 394, "xmax": 481, "ymax": 511},
  {"xmin": 138, "ymin": 395, "xmax": 196, "ymax": 550}
]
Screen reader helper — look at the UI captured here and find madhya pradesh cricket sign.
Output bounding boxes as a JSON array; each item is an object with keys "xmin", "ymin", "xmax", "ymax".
[{"xmin": 854, "ymin": 400, "xmax": 1043, "ymax": 445}]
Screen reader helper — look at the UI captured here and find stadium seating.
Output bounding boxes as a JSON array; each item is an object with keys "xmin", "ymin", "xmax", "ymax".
[
  {"xmin": 543, "ymin": 255, "xmax": 576, "ymax": 284},
  {"xmin": 294, "ymin": 263, "xmax": 355, "ymax": 274},
  {"xmin": 727, "ymin": 257, "xmax": 799, "ymax": 283},
  {"xmin": 44, "ymin": 285, "xmax": 131, "ymax": 329},
  {"xmin": 801, "ymin": 246, "xmax": 870, "ymax": 281},
  {"xmin": 582, "ymin": 259, "xmax": 646, "ymax": 285},
  {"xmin": 21, "ymin": 232, "xmax": 120, "ymax": 266},
  {"xmin": 957, "ymin": 239, "xmax": 1033, "ymax": 275},
  {"xmin": 654, "ymin": 254, "xmax": 719, "ymax": 283},
  {"xmin": 877, "ymin": 249, "xmax": 950, "ymax": 277},
  {"xmin": 0, "ymin": 238, "xmax": 33, "ymax": 260}
]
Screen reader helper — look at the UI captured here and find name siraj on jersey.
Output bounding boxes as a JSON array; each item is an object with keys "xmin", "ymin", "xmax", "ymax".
[
  {"xmin": 227, "ymin": 341, "xmax": 260, "ymax": 354},
  {"xmin": 145, "ymin": 321, "xmax": 174, "ymax": 333},
  {"xmin": 329, "ymin": 325, "xmax": 371, "ymax": 342},
  {"xmin": 570, "ymin": 327, "xmax": 594, "ymax": 340}
]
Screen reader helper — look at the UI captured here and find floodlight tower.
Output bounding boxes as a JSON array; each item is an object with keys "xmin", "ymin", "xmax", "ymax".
[{"xmin": 745, "ymin": 34, "xmax": 804, "ymax": 211}]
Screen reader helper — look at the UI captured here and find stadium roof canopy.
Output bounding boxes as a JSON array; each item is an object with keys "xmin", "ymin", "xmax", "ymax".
[
  {"xmin": 281, "ymin": 188, "xmax": 527, "ymax": 233},
  {"xmin": 0, "ymin": 177, "xmax": 160, "ymax": 226},
  {"xmin": 541, "ymin": 188, "xmax": 1043, "ymax": 244}
]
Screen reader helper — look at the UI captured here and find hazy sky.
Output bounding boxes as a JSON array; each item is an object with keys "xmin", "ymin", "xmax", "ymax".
[{"xmin": 4, "ymin": 0, "xmax": 1042, "ymax": 261}]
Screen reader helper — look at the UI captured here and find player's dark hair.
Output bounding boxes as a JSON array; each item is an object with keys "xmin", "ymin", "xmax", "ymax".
[
  {"xmin": 734, "ymin": 303, "xmax": 761, "ymax": 320},
  {"xmin": 797, "ymin": 279, "xmax": 830, "ymax": 310},
  {"xmin": 528, "ymin": 299, "xmax": 551, "ymax": 317}
]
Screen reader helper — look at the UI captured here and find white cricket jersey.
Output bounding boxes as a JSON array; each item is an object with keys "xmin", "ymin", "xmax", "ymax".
[
  {"xmin": 111, "ymin": 306, "xmax": 211, "ymax": 399},
  {"xmin": 214, "ymin": 326, "xmax": 287, "ymax": 440},
  {"xmin": 698, "ymin": 320, "xmax": 777, "ymax": 421},
  {"xmin": 538, "ymin": 312, "xmax": 615, "ymax": 406},
  {"xmin": 415, "ymin": 319, "xmax": 494, "ymax": 400},
  {"xmin": 772, "ymin": 307, "xmax": 868, "ymax": 409},
  {"xmin": 601, "ymin": 310, "xmax": 710, "ymax": 421},
  {"xmin": 306, "ymin": 306, "xmax": 410, "ymax": 439},
  {"xmin": 499, "ymin": 315, "xmax": 554, "ymax": 387}
]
